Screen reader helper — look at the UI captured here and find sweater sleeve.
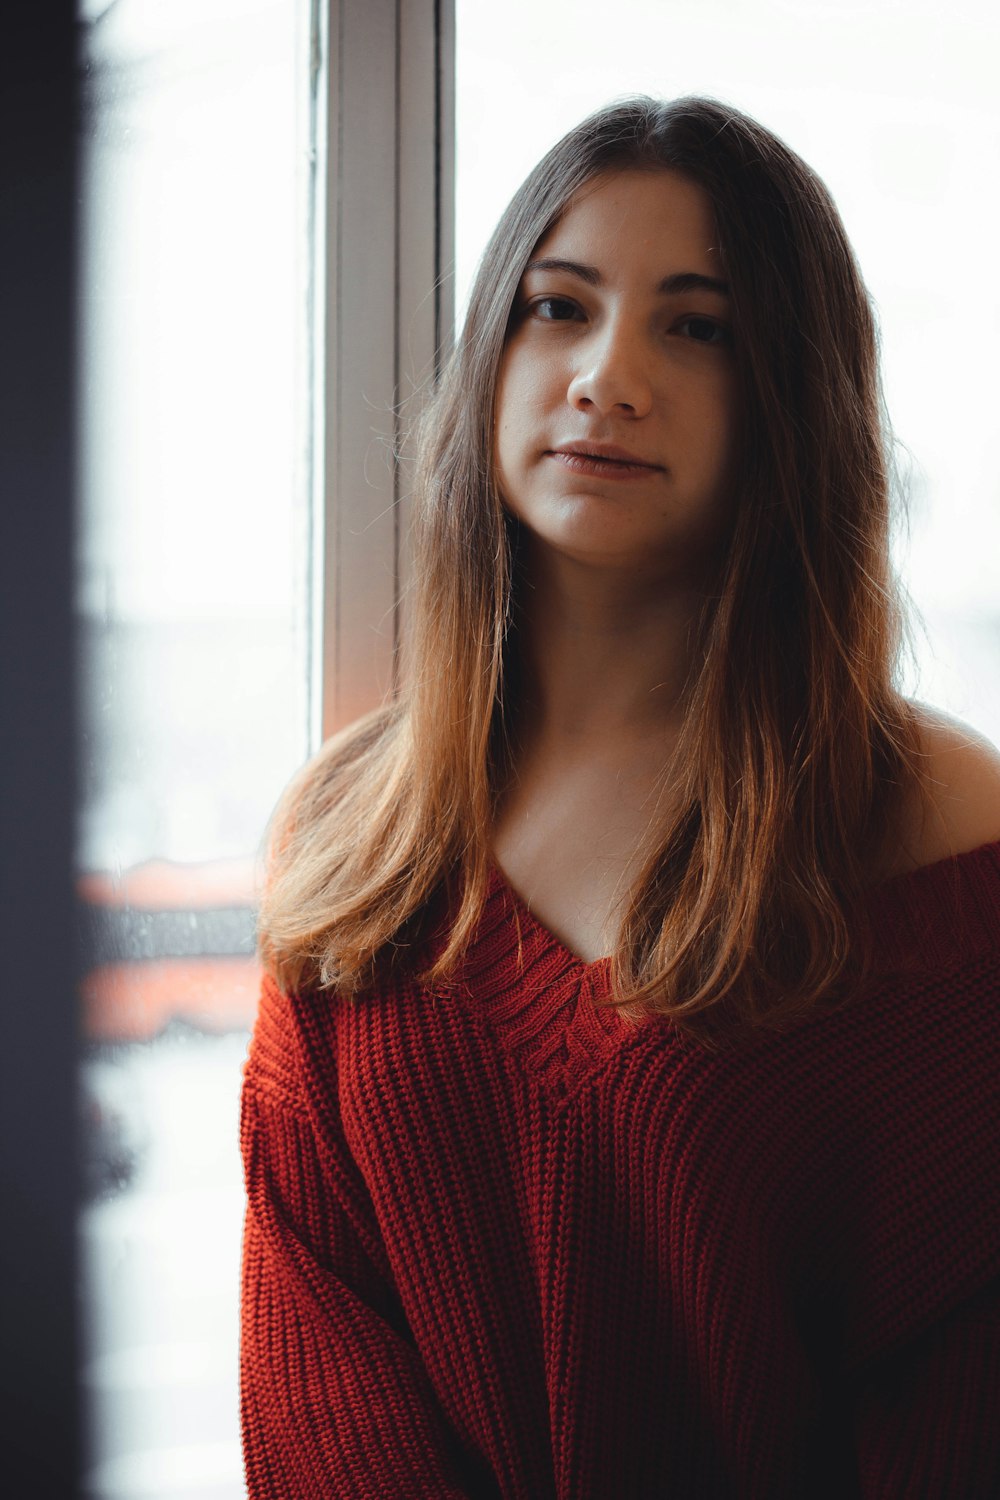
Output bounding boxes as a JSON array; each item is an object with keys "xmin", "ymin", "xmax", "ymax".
[
  {"xmin": 239, "ymin": 975, "xmax": 480, "ymax": 1500},
  {"xmin": 853, "ymin": 1276, "xmax": 1000, "ymax": 1497}
]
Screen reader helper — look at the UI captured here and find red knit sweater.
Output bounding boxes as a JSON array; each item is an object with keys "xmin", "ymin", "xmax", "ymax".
[{"xmin": 240, "ymin": 841, "xmax": 1000, "ymax": 1499}]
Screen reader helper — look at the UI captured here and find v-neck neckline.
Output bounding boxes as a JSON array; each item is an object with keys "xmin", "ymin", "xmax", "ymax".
[
  {"xmin": 486, "ymin": 860, "xmax": 615, "ymax": 976},
  {"xmin": 435, "ymin": 841, "xmax": 1000, "ymax": 1106}
]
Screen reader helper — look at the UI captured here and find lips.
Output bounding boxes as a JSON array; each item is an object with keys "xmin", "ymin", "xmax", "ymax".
[
  {"xmin": 549, "ymin": 442, "xmax": 662, "ymax": 468},
  {"xmin": 546, "ymin": 442, "xmax": 664, "ymax": 479}
]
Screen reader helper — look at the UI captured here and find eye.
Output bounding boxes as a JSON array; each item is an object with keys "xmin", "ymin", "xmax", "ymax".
[
  {"xmin": 530, "ymin": 295, "xmax": 582, "ymax": 322},
  {"xmin": 675, "ymin": 315, "xmax": 731, "ymax": 346}
]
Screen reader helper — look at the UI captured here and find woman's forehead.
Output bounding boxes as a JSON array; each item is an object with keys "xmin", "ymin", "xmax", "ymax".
[{"xmin": 527, "ymin": 168, "xmax": 725, "ymax": 279}]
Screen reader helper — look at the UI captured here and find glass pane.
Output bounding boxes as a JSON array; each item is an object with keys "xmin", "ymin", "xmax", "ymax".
[
  {"xmin": 455, "ymin": 0, "xmax": 1000, "ymax": 745},
  {"xmin": 76, "ymin": 2, "xmax": 311, "ymax": 1495}
]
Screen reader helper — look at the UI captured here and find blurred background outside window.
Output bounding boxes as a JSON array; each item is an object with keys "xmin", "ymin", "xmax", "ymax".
[{"xmin": 77, "ymin": 1, "xmax": 310, "ymax": 1495}]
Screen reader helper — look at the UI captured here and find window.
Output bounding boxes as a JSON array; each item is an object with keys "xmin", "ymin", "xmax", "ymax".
[
  {"xmin": 77, "ymin": 3, "xmax": 310, "ymax": 1492},
  {"xmin": 76, "ymin": 2, "xmax": 452, "ymax": 1494}
]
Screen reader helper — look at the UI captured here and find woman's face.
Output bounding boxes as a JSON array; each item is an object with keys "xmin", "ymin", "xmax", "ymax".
[{"xmin": 494, "ymin": 167, "xmax": 741, "ymax": 581}]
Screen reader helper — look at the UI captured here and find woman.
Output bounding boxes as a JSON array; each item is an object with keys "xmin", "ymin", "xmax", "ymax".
[{"xmin": 240, "ymin": 97, "xmax": 1000, "ymax": 1498}]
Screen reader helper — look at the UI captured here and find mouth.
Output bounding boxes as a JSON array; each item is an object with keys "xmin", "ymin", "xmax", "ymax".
[{"xmin": 546, "ymin": 443, "xmax": 664, "ymax": 478}]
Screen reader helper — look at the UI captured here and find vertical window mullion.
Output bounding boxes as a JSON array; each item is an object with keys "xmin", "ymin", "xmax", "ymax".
[{"xmin": 315, "ymin": 0, "xmax": 455, "ymax": 743}]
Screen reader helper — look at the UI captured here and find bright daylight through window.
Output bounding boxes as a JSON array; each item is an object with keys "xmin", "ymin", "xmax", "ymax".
[{"xmin": 76, "ymin": 2, "xmax": 310, "ymax": 1496}]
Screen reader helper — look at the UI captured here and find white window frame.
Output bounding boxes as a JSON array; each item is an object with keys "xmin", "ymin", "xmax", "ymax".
[
  {"xmin": 311, "ymin": 0, "xmax": 455, "ymax": 743},
  {"xmin": 60, "ymin": 5, "xmax": 454, "ymax": 1493}
]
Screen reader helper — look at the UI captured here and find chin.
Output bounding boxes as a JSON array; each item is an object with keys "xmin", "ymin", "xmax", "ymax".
[{"xmin": 528, "ymin": 528, "xmax": 666, "ymax": 574}]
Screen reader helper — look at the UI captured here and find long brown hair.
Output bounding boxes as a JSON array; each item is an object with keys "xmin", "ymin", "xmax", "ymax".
[{"xmin": 259, "ymin": 95, "xmax": 927, "ymax": 1049}]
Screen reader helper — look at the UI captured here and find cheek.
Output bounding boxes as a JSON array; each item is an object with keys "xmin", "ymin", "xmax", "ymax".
[
  {"xmin": 493, "ymin": 362, "xmax": 526, "ymax": 506},
  {"xmin": 496, "ymin": 345, "xmax": 557, "ymax": 438},
  {"xmin": 494, "ymin": 361, "xmax": 533, "ymax": 481}
]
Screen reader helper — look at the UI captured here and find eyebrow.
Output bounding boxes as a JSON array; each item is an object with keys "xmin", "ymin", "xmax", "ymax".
[{"xmin": 523, "ymin": 257, "xmax": 730, "ymax": 298}]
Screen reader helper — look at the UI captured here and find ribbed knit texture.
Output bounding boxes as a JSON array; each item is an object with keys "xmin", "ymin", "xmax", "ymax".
[{"xmin": 240, "ymin": 840, "xmax": 1000, "ymax": 1499}]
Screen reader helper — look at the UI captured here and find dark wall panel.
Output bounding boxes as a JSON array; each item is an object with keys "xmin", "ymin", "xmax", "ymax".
[{"xmin": 0, "ymin": 4, "xmax": 80, "ymax": 1492}]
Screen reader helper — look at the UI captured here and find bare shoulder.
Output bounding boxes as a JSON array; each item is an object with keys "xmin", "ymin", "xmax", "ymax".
[{"xmin": 890, "ymin": 701, "xmax": 1000, "ymax": 875}]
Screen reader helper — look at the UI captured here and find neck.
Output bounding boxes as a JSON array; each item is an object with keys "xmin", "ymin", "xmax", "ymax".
[{"xmin": 508, "ymin": 539, "xmax": 715, "ymax": 748}]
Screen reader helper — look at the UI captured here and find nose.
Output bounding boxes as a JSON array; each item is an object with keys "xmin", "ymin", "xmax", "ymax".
[{"xmin": 566, "ymin": 319, "xmax": 653, "ymax": 419}]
